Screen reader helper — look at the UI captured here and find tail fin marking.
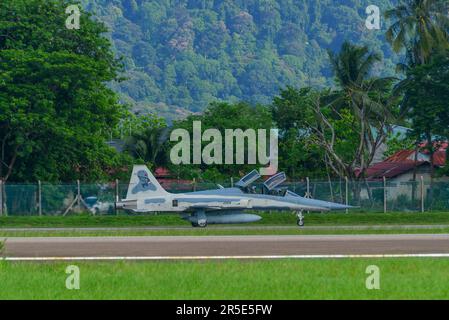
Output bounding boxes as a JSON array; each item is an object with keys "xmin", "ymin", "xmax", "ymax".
[{"xmin": 126, "ymin": 165, "xmax": 168, "ymax": 200}]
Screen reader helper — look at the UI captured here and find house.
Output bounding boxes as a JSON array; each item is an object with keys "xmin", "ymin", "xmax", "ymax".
[
  {"xmin": 362, "ymin": 145, "xmax": 449, "ymax": 201},
  {"xmin": 154, "ymin": 167, "xmax": 194, "ymax": 192},
  {"xmin": 367, "ymin": 141, "xmax": 448, "ymax": 181}
]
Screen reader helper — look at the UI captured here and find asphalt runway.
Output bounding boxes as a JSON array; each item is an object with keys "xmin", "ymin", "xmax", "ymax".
[{"xmin": 2, "ymin": 234, "xmax": 449, "ymax": 259}]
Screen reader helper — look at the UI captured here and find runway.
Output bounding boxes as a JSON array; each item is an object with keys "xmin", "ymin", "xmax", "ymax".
[{"xmin": 2, "ymin": 234, "xmax": 449, "ymax": 260}]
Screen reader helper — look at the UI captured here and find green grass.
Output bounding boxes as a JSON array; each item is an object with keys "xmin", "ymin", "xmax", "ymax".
[
  {"xmin": 1, "ymin": 226, "xmax": 449, "ymax": 238},
  {"xmin": 2, "ymin": 211, "xmax": 449, "ymax": 228},
  {"xmin": 2, "ymin": 211, "xmax": 449, "ymax": 237},
  {"xmin": 1, "ymin": 258, "xmax": 448, "ymax": 299},
  {"xmin": 0, "ymin": 213, "xmax": 186, "ymax": 228}
]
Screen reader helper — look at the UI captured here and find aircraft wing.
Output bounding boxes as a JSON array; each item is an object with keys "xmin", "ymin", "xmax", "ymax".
[{"xmin": 285, "ymin": 190, "xmax": 354, "ymax": 210}]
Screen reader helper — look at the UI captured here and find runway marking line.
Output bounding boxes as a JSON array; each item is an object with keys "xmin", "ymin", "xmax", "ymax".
[{"xmin": 2, "ymin": 253, "xmax": 449, "ymax": 261}]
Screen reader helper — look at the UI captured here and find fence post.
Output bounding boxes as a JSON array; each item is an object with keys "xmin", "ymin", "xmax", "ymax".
[
  {"xmin": 193, "ymin": 178, "xmax": 196, "ymax": 192},
  {"xmin": 77, "ymin": 180, "xmax": 81, "ymax": 211},
  {"xmin": 115, "ymin": 179, "xmax": 119, "ymax": 215},
  {"xmin": 38, "ymin": 180, "xmax": 42, "ymax": 216},
  {"xmin": 420, "ymin": 176, "xmax": 424, "ymax": 213},
  {"xmin": 0, "ymin": 179, "xmax": 3, "ymax": 217},
  {"xmin": 383, "ymin": 176, "xmax": 387, "ymax": 213},
  {"xmin": 231, "ymin": 177, "xmax": 234, "ymax": 188},
  {"xmin": 306, "ymin": 177, "xmax": 310, "ymax": 198},
  {"xmin": 345, "ymin": 176, "xmax": 349, "ymax": 214}
]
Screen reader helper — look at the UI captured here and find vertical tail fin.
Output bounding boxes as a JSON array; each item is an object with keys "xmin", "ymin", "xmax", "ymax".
[{"xmin": 126, "ymin": 165, "xmax": 169, "ymax": 200}]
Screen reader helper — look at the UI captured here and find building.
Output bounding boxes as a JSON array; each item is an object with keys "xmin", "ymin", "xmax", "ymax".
[
  {"xmin": 362, "ymin": 145, "xmax": 449, "ymax": 201},
  {"xmin": 154, "ymin": 167, "xmax": 194, "ymax": 192}
]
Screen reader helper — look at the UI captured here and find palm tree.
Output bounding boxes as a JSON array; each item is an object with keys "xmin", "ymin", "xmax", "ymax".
[
  {"xmin": 124, "ymin": 125, "xmax": 170, "ymax": 167},
  {"xmin": 319, "ymin": 42, "xmax": 395, "ymax": 203},
  {"xmin": 386, "ymin": 1, "xmax": 449, "ymax": 206},
  {"xmin": 327, "ymin": 42, "xmax": 395, "ymax": 124},
  {"xmin": 385, "ymin": 0, "xmax": 449, "ymax": 67}
]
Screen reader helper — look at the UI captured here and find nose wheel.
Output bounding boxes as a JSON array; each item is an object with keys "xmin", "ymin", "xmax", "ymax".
[
  {"xmin": 197, "ymin": 219, "xmax": 208, "ymax": 228},
  {"xmin": 191, "ymin": 210, "xmax": 208, "ymax": 228},
  {"xmin": 296, "ymin": 211, "xmax": 305, "ymax": 227},
  {"xmin": 191, "ymin": 221, "xmax": 208, "ymax": 228}
]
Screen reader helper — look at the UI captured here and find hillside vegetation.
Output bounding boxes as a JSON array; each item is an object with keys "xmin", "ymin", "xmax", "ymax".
[{"xmin": 83, "ymin": 0, "xmax": 397, "ymax": 118}]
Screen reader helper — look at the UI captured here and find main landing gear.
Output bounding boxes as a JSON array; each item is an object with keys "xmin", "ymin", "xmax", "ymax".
[{"xmin": 296, "ymin": 211, "xmax": 305, "ymax": 227}]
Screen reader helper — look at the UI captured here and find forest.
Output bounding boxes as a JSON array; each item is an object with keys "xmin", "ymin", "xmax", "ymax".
[
  {"xmin": 1, "ymin": 0, "xmax": 448, "ymax": 186},
  {"xmin": 81, "ymin": 0, "xmax": 398, "ymax": 119}
]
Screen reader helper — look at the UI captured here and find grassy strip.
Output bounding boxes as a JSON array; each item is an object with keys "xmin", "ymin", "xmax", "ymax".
[
  {"xmin": 1, "ymin": 227, "xmax": 449, "ymax": 237},
  {"xmin": 1, "ymin": 258, "xmax": 448, "ymax": 299},
  {"xmin": 2, "ymin": 211, "xmax": 449, "ymax": 228}
]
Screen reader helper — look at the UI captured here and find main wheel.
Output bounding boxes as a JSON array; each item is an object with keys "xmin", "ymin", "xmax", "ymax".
[{"xmin": 297, "ymin": 219, "xmax": 305, "ymax": 227}]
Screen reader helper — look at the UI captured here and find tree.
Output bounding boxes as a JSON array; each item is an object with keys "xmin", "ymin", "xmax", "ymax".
[
  {"xmin": 400, "ymin": 51, "xmax": 449, "ymax": 204},
  {"xmin": 271, "ymin": 87, "xmax": 326, "ymax": 179},
  {"xmin": 385, "ymin": 131, "xmax": 416, "ymax": 158},
  {"xmin": 123, "ymin": 114, "xmax": 169, "ymax": 168},
  {"xmin": 310, "ymin": 42, "xmax": 397, "ymax": 200},
  {"xmin": 170, "ymin": 101, "xmax": 274, "ymax": 180},
  {"xmin": 77, "ymin": 0, "xmax": 402, "ymax": 118},
  {"xmin": 385, "ymin": 0, "xmax": 449, "ymax": 68},
  {"xmin": 386, "ymin": 0, "xmax": 449, "ymax": 203},
  {"xmin": 0, "ymin": 0, "xmax": 129, "ymax": 182}
]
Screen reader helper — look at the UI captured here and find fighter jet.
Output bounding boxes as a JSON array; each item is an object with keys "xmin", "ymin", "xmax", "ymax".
[{"xmin": 116, "ymin": 165, "xmax": 353, "ymax": 227}]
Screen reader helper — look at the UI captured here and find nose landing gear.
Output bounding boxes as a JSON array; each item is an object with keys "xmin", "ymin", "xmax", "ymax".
[
  {"xmin": 191, "ymin": 210, "xmax": 208, "ymax": 228},
  {"xmin": 192, "ymin": 219, "xmax": 208, "ymax": 228},
  {"xmin": 296, "ymin": 211, "xmax": 305, "ymax": 227}
]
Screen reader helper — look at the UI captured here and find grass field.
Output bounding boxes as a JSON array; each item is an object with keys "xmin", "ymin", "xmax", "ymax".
[
  {"xmin": 1, "ymin": 226, "xmax": 449, "ymax": 237},
  {"xmin": 2, "ymin": 212, "xmax": 449, "ymax": 237},
  {"xmin": 0, "ymin": 258, "xmax": 448, "ymax": 299},
  {"xmin": 2, "ymin": 211, "xmax": 449, "ymax": 228}
]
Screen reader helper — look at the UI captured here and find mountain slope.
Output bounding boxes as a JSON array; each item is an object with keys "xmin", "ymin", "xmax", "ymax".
[{"xmin": 83, "ymin": 0, "xmax": 397, "ymax": 119}]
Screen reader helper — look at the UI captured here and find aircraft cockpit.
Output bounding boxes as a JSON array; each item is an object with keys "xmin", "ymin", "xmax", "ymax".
[
  {"xmin": 236, "ymin": 170, "xmax": 288, "ymax": 197},
  {"xmin": 267, "ymin": 188, "xmax": 288, "ymax": 197}
]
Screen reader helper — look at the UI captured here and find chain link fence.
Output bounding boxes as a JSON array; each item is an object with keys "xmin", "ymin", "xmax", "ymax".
[{"xmin": 0, "ymin": 177, "xmax": 445, "ymax": 216}]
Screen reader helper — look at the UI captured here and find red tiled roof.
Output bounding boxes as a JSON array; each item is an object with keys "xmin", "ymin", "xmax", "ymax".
[
  {"xmin": 364, "ymin": 161, "xmax": 427, "ymax": 180},
  {"xmin": 385, "ymin": 149, "xmax": 446, "ymax": 166},
  {"xmin": 418, "ymin": 141, "xmax": 447, "ymax": 166},
  {"xmin": 433, "ymin": 150, "xmax": 446, "ymax": 166},
  {"xmin": 159, "ymin": 178, "xmax": 194, "ymax": 191},
  {"xmin": 363, "ymin": 146, "xmax": 447, "ymax": 180},
  {"xmin": 384, "ymin": 150, "xmax": 416, "ymax": 163},
  {"xmin": 154, "ymin": 167, "xmax": 171, "ymax": 177}
]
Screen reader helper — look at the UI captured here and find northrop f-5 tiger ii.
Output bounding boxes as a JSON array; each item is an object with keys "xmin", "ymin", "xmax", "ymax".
[{"xmin": 116, "ymin": 165, "xmax": 353, "ymax": 227}]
